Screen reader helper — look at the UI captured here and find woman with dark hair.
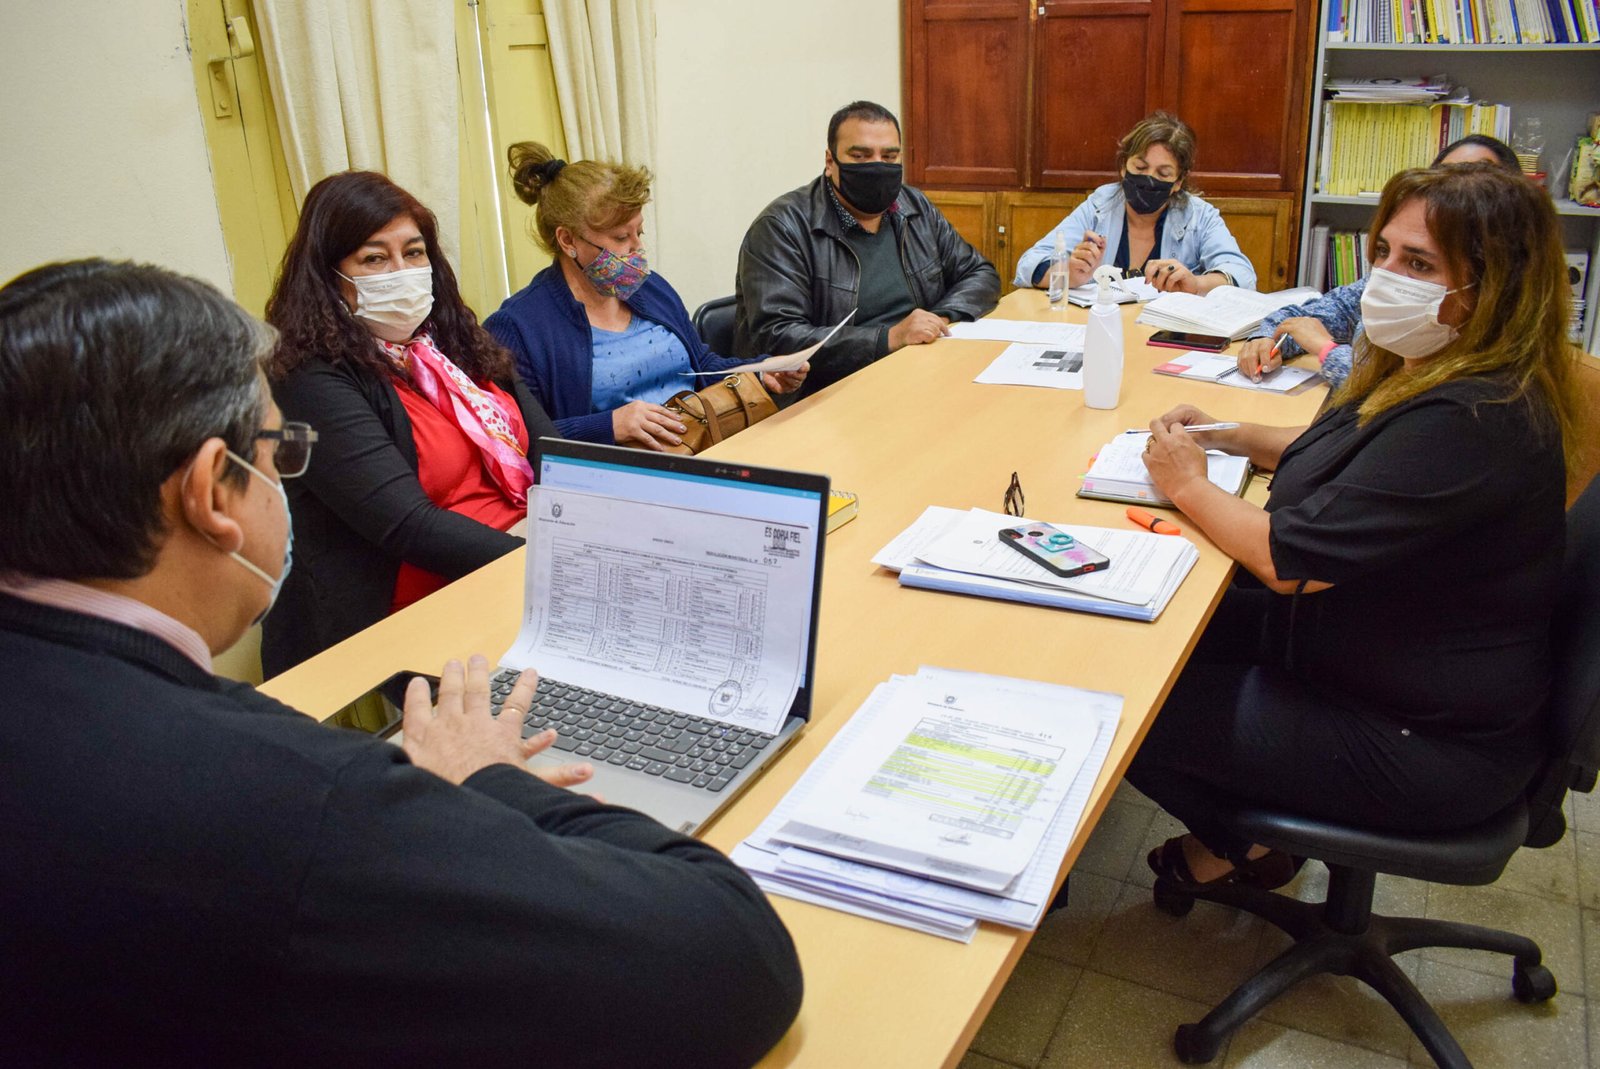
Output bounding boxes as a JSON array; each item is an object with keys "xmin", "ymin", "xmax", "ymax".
[
  {"xmin": 261, "ymin": 170, "xmax": 556, "ymax": 675},
  {"xmin": 1237, "ymin": 136, "xmax": 1523, "ymax": 385},
  {"xmin": 485, "ymin": 141, "xmax": 806, "ymax": 450},
  {"xmin": 1013, "ymin": 111, "xmax": 1257, "ymax": 294},
  {"xmin": 1130, "ymin": 164, "xmax": 1584, "ymax": 891}
]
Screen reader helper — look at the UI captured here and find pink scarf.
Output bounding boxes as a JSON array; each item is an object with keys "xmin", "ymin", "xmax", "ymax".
[{"xmin": 380, "ymin": 334, "xmax": 534, "ymax": 507}]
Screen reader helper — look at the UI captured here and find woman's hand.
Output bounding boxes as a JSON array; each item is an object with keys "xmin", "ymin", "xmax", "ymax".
[
  {"xmin": 761, "ymin": 363, "xmax": 809, "ymax": 394},
  {"xmin": 613, "ymin": 400, "xmax": 687, "ymax": 451},
  {"xmin": 1275, "ymin": 317, "xmax": 1334, "ymax": 361},
  {"xmin": 1142, "ymin": 416, "xmax": 1211, "ymax": 501},
  {"xmin": 1145, "ymin": 259, "xmax": 1199, "ymax": 294},
  {"xmin": 1065, "ymin": 231, "xmax": 1107, "ymax": 288},
  {"xmin": 1236, "ymin": 338, "xmax": 1279, "ymax": 383}
]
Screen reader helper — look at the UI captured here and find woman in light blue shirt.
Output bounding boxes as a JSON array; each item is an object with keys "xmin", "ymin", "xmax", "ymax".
[{"xmin": 1014, "ymin": 112, "xmax": 1256, "ymax": 295}]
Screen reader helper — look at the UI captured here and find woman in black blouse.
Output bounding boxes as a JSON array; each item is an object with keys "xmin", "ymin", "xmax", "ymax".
[{"xmin": 1130, "ymin": 164, "xmax": 1587, "ymax": 890}]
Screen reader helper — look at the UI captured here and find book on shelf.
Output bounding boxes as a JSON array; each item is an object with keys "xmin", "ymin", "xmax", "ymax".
[
  {"xmin": 1319, "ymin": 100, "xmax": 1511, "ymax": 197},
  {"xmin": 1568, "ymin": 252, "xmax": 1590, "ymax": 344},
  {"xmin": 1326, "ymin": 0, "xmax": 1598, "ymax": 41},
  {"xmin": 1135, "ymin": 285, "xmax": 1323, "ymax": 341}
]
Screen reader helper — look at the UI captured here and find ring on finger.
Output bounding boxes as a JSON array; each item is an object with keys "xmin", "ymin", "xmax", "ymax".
[{"xmin": 1144, "ymin": 438, "xmax": 1154, "ymax": 453}]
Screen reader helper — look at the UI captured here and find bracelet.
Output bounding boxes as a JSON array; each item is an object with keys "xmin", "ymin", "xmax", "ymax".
[{"xmin": 1315, "ymin": 340, "xmax": 1337, "ymax": 364}]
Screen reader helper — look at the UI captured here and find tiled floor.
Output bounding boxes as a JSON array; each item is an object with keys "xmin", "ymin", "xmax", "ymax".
[{"xmin": 961, "ymin": 781, "xmax": 1600, "ymax": 1069}]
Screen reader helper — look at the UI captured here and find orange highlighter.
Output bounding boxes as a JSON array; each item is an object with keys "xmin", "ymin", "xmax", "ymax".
[{"xmin": 1126, "ymin": 507, "xmax": 1182, "ymax": 536}]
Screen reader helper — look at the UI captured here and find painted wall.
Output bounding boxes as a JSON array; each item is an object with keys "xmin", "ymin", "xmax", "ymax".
[
  {"xmin": 652, "ymin": 0, "xmax": 902, "ymax": 315},
  {"xmin": 0, "ymin": 2, "xmax": 231, "ymax": 290}
]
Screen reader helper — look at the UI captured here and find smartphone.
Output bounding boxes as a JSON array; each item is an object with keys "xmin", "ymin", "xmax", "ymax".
[
  {"xmin": 998, "ymin": 523, "xmax": 1111, "ymax": 579},
  {"xmin": 323, "ymin": 671, "xmax": 440, "ymax": 739},
  {"xmin": 1148, "ymin": 329, "xmax": 1230, "ymax": 352}
]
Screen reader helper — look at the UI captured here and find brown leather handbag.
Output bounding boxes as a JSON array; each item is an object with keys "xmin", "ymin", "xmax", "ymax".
[{"xmin": 660, "ymin": 373, "xmax": 777, "ymax": 454}]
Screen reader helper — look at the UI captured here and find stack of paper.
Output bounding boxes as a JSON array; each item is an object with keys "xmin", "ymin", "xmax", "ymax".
[
  {"xmin": 1064, "ymin": 276, "xmax": 1160, "ymax": 306},
  {"xmin": 1323, "ymin": 76, "xmax": 1453, "ymax": 103},
  {"xmin": 1137, "ymin": 286, "xmax": 1323, "ymax": 340},
  {"xmin": 734, "ymin": 666, "xmax": 1123, "ymax": 940},
  {"xmin": 873, "ymin": 507, "xmax": 1199, "ymax": 622},
  {"xmin": 1079, "ymin": 432, "xmax": 1252, "ymax": 506}
]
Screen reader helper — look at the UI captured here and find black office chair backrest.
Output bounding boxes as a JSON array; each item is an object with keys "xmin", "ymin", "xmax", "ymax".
[
  {"xmin": 692, "ymin": 295, "xmax": 738, "ymax": 357},
  {"xmin": 1525, "ymin": 474, "xmax": 1600, "ymax": 846}
]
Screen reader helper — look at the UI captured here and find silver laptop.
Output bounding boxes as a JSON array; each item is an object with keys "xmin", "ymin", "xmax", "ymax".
[{"xmin": 492, "ymin": 438, "xmax": 828, "ymax": 835}]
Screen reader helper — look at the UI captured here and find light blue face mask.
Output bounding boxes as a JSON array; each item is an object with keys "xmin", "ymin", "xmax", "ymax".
[{"xmin": 223, "ymin": 449, "xmax": 294, "ymax": 622}]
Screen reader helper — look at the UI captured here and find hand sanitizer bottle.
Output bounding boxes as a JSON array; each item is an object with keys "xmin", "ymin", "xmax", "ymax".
[
  {"xmin": 1046, "ymin": 231, "xmax": 1069, "ymax": 308},
  {"xmin": 1082, "ymin": 265, "xmax": 1124, "ymax": 410}
]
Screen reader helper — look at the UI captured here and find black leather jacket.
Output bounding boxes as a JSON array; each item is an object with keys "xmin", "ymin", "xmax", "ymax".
[{"xmin": 733, "ymin": 176, "xmax": 1000, "ymax": 396}]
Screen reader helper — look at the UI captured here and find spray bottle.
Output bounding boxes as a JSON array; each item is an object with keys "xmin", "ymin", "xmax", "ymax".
[{"xmin": 1082, "ymin": 264, "xmax": 1124, "ymax": 410}]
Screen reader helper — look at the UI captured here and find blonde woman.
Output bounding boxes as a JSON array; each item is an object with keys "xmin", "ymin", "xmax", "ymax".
[
  {"xmin": 1129, "ymin": 164, "xmax": 1584, "ymax": 890},
  {"xmin": 485, "ymin": 142, "xmax": 806, "ymax": 451}
]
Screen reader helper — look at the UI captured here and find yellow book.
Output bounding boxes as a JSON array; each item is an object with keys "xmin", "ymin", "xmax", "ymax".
[{"xmin": 826, "ymin": 490, "xmax": 859, "ymax": 534}]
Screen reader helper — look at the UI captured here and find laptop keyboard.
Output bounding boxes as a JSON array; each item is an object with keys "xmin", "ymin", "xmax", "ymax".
[{"xmin": 489, "ymin": 670, "xmax": 775, "ymax": 792}]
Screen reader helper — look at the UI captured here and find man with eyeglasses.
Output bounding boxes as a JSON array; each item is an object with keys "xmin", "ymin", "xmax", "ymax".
[{"xmin": 0, "ymin": 260, "xmax": 801, "ymax": 1066}]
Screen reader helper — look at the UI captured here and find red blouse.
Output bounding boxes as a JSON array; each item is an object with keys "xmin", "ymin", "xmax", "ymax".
[{"xmin": 390, "ymin": 379, "xmax": 528, "ymax": 613}]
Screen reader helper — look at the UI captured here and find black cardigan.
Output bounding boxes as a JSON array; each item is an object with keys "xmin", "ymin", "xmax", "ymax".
[
  {"xmin": 263, "ymin": 357, "xmax": 558, "ymax": 676},
  {"xmin": 0, "ymin": 593, "xmax": 802, "ymax": 1067}
]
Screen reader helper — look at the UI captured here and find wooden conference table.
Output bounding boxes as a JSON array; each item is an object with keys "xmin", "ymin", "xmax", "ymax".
[{"xmin": 260, "ymin": 289, "xmax": 1329, "ymax": 1068}]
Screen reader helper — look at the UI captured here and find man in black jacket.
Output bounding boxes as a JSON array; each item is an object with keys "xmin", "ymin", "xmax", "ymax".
[
  {"xmin": 0, "ymin": 259, "xmax": 802, "ymax": 1067},
  {"xmin": 734, "ymin": 100, "xmax": 1000, "ymax": 398}
]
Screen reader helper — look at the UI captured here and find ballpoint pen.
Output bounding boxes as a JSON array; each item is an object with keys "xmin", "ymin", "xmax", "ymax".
[{"xmin": 1123, "ymin": 423, "xmax": 1240, "ymax": 434}]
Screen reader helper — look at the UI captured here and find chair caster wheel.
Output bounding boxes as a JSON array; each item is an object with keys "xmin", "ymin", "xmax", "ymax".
[
  {"xmin": 1512, "ymin": 962, "xmax": 1557, "ymax": 1003},
  {"xmin": 1173, "ymin": 1022, "xmax": 1221, "ymax": 1064},
  {"xmin": 1153, "ymin": 878, "xmax": 1196, "ymax": 917}
]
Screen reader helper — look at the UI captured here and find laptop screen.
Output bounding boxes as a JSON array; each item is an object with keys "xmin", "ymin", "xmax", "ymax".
[{"xmin": 533, "ymin": 439, "xmax": 828, "ymax": 723}]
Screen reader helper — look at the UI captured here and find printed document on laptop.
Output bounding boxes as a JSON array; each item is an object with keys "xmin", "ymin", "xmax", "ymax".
[{"xmin": 501, "ymin": 486, "xmax": 809, "ymax": 736}]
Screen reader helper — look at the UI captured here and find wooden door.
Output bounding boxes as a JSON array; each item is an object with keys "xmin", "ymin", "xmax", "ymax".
[
  {"xmin": 922, "ymin": 190, "xmax": 1001, "ymax": 270},
  {"xmin": 1209, "ymin": 195, "xmax": 1294, "ymax": 290},
  {"xmin": 1163, "ymin": 0, "xmax": 1312, "ymax": 193},
  {"xmin": 997, "ymin": 191, "xmax": 1087, "ymax": 292},
  {"xmin": 1034, "ymin": 0, "xmax": 1166, "ymax": 189},
  {"xmin": 903, "ymin": 0, "xmax": 1031, "ymax": 189}
]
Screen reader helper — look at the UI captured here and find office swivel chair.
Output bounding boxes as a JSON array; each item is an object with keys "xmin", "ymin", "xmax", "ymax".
[
  {"xmin": 691, "ymin": 295, "xmax": 738, "ymax": 357},
  {"xmin": 1152, "ymin": 476, "xmax": 1600, "ymax": 1069}
]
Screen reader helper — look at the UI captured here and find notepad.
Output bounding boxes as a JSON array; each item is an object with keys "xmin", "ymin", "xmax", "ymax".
[
  {"xmin": 1153, "ymin": 350, "xmax": 1322, "ymax": 394},
  {"xmin": 1078, "ymin": 431, "xmax": 1251, "ymax": 506},
  {"xmin": 1136, "ymin": 285, "xmax": 1322, "ymax": 340},
  {"xmin": 1064, "ymin": 276, "xmax": 1160, "ymax": 306}
]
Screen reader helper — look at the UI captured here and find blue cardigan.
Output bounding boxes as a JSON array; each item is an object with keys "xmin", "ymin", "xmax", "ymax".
[{"xmin": 485, "ymin": 264, "xmax": 748, "ymax": 443}]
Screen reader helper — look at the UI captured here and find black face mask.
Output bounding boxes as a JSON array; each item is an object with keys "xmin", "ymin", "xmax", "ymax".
[
  {"xmin": 1122, "ymin": 172, "xmax": 1177, "ymax": 215},
  {"xmin": 833, "ymin": 161, "xmax": 903, "ymax": 216}
]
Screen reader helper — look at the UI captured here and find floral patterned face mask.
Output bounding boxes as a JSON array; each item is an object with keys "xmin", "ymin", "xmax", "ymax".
[{"xmin": 576, "ymin": 237, "xmax": 650, "ymax": 300}]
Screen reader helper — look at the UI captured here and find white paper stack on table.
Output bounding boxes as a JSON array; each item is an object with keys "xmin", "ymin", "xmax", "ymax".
[
  {"xmin": 1065, "ymin": 276, "xmax": 1160, "ymax": 306},
  {"xmin": 1152, "ymin": 349, "xmax": 1321, "ymax": 394},
  {"xmin": 872, "ymin": 506, "xmax": 1198, "ymax": 622},
  {"xmin": 734, "ymin": 666, "xmax": 1123, "ymax": 940},
  {"xmin": 1079, "ymin": 431, "xmax": 1252, "ymax": 507},
  {"xmin": 1136, "ymin": 285, "xmax": 1322, "ymax": 340}
]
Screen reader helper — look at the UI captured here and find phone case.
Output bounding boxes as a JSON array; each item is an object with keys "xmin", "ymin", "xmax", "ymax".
[
  {"xmin": 1148, "ymin": 333, "xmax": 1229, "ymax": 352},
  {"xmin": 998, "ymin": 524, "xmax": 1111, "ymax": 579}
]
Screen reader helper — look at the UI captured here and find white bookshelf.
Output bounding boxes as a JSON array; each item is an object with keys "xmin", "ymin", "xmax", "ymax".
[{"xmin": 1299, "ymin": 6, "xmax": 1600, "ymax": 353}]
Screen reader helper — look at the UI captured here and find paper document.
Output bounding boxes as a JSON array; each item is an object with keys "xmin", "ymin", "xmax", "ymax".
[
  {"xmin": 738, "ymin": 667, "xmax": 1122, "ymax": 935},
  {"xmin": 1137, "ymin": 286, "xmax": 1322, "ymax": 339},
  {"xmin": 1080, "ymin": 432, "xmax": 1251, "ymax": 506},
  {"xmin": 771, "ymin": 674, "xmax": 1097, "ymax": 892},
  {"xmin": 973, "ymin": 336, "xmax": 1087, "ymax": 390},
  {"xmin": 502, "ymin": 487, "xmax": 809, "ymax": 735},
  {"xmin": 1153, "ymin": 350, "xmax": 1321, "ymax": 393},
  {"xmin": 685, "ymin": 310, "xmax": 856, "ymax": 375},
  {"xmin": 916, "ymin": 508, "xmax": 1173, "ymax": 606},
  {"xmin": 947, "ymin": 319, "xmax": 1090, "ymax": 346},
  {"xmin": 1065, "ymin": 276, "xmax": 1159, "ymax": 306}
]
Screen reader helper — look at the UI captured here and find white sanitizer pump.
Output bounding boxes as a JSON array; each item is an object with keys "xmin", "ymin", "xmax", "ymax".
[
  {"xmin": 1075, "ymin": 264, "xmax": 1126, "ymax": 409},
  {"xmin": 1082, "ymin": 264, "xmax": 1124, "ymax": 410}
]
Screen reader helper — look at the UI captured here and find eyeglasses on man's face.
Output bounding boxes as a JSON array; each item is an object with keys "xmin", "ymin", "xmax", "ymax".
[{"xmin": 254, "ymin": 422, "xmax": 318, "ymax": 479}]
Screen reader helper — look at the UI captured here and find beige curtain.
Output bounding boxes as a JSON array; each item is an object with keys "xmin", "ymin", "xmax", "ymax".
[
  {"xmin": 255, "ymin": 0, "xmax": 461, "ymax": 255},
  {"xmin": 543, "ymin": 0, "xmax": 659, "ymax": 252}
]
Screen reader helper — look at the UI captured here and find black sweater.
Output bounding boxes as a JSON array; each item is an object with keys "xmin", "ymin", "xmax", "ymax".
[
  {"xmin": 263, "ymin": 357, "xmax": 559, "ymax": 677},
  {"xmin": 0, "ymin": 594, "xmax": 802, "ymax": 1067}
]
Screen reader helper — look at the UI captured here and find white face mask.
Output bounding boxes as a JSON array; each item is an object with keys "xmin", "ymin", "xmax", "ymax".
[
  {"xmin": 1359, "ymin": 267, "xmax": 1473, "ymax": 360},
  {"xmin": 221, "ymin": 450, "xmax": 294, "ymax": 625},
  {"xmin": 337, "ymin": 265, "xmax": 434, "ymax": 342}
]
